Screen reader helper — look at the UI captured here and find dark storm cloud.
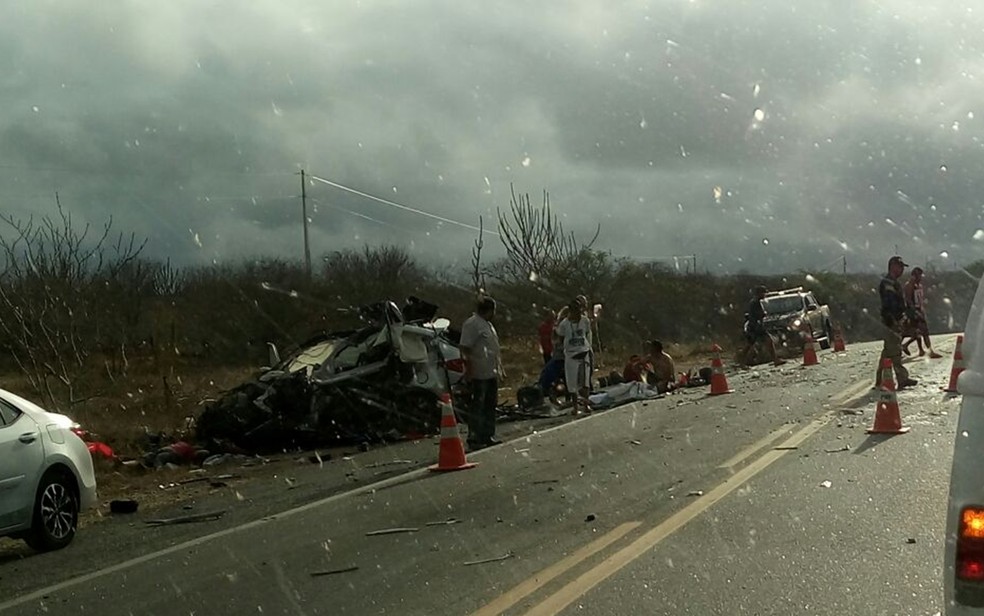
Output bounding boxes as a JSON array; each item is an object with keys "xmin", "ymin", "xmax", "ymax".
[{"xmin": 1, "ymin": 0, "xmax": 983, "ymax": 274}]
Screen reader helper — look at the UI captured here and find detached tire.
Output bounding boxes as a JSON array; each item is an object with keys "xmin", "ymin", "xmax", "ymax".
[{"xmin": 25, "ymin": 470, "xmax": 79, "ymax": 552}]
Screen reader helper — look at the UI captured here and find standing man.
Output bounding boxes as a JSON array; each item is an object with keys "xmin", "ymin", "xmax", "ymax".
[
  {"xmin": 902, "ymin": 266, "xmax": 943, "ymax": 359},
  {"xmin": 558, "ymin": 299, "xmax": 593, "ymax": 414},
  {"xmin": 877, "ymin": 256, "xmax": 919, "ymax": 389},
  {"xmin": 741, "ymin": 285, "xmax": 785, "ymax": 366},
  {"xmin": 459, "ymin": 297, "xmax": 502, "ymax": 449}
]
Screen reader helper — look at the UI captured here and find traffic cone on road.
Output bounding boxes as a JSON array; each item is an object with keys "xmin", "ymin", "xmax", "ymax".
[
  {"xmin": 802, "ymin": 335, "xmax": 820, "ymax": 366},
  {"xmin": 868, "ymin": 358, "xmax": 910, "ymax": 434},
  {"xmin": 832, "ymin": 325, "xmax": 847, "ymax": 353},
  {"xmin": 429, "ymin": 393, "xmax": 478, "ymax": 472},
  {"xmin": 944, "ymin": 335, "xmax": 966, "ymax": 394},
  {"xmin": 708, "ymin": 344, "xmax": 734, "ymax": 396}
]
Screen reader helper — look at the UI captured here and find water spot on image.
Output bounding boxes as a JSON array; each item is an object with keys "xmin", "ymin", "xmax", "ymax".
[
  {"xmin": 974, "ymin": 229, "xmax": 984, "ymax": 241},
  {"xmin": 521, "ymin": 156, "xmax": 531, "ymax": 167},
  {"xmin": 753, "ymin": 108, "xmax": 765, "ymax": 122}
]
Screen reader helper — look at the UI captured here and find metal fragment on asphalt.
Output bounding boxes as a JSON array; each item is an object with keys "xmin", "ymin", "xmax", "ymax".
[
  {"xmin": 464, "ymin": 553, "xmax": 514, "ymax": 566},
  {"xmin": 365, "ymin": 527, "xmax": 420, "ymax": 536},
  {"xmin": 687, "ymin": 490, "xmax": 703, "ymax": 497},
  {"xmin": 310, "ymin": 566, "xmax": 359, "ymax": 577},
  {"xmin": 145, "ymin": 510, "xmax": 227, "ymax": 526},
  {"xmin": 425, "ymin": 518, "xmax": 460, "ymax": 527},
  {"xmin": 819, "ymin": 480, "xmax": 832, "ymax": 488}
]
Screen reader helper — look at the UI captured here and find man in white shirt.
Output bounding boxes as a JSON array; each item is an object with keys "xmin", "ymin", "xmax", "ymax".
[{"xmin": 459, "ymin": 297, "xmax": 502, "ymax": 449}]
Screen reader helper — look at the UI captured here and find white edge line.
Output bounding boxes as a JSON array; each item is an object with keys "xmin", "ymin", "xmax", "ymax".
[{"xmin": 0, "ymin": 468, "xmax": 430, "ymax": 612}]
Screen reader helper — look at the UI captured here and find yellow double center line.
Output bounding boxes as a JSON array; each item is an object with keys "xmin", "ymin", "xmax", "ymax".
[{"xmin": 473, "ymin": 376, "xmax": 875, "ymax": 616}]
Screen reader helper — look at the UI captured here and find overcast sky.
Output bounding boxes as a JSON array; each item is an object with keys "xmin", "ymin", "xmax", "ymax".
[{"xmin": 2, "ymin": 0, "xmax": 983, "ymax": 275}]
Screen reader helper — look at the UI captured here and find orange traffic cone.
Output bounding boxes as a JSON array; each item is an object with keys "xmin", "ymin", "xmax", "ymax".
[
  {"xmin": 944, "ymin": 335, "xmax": 966, "ymax": 394},
  {"xmin": 868, "ymin": 359, "xmax": 910, "ymax": 434},
  {"xmin": 802, "ymin": 335, "xmax": 820, "ymax": 366},
  {"xmin": 832, "ymin": 325, "xmax": 847, "ymax": 353},
  {"xmin": 429, "ymin": 393, "xmax": 478, "ymax": 472},
  {"xmin": 708, "ymin": 344, "xmax": 733, "ymax": 396}
]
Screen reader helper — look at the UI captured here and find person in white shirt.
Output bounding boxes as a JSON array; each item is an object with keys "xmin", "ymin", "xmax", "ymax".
[
  {"xmin": 459, "ymin": 297, "xmax": 502, "ymax": 449},
  {"xmin": 557, "ymin": 299, "xmax": 593, "ymax": 413}
]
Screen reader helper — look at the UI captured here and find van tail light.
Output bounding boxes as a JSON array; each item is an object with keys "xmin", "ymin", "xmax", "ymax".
[
  {"xmin": 444, "ymin": 358, "xmax": 466, "ymax": 374},
  {"xmin": 958, "ymin": 507, "xmax": 984, "ymax": 582}
]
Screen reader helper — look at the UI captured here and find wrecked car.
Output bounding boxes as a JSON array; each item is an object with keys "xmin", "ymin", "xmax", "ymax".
[{"xmin": 195, "ymin": 298, "xmax": 466, "ymax": 453}]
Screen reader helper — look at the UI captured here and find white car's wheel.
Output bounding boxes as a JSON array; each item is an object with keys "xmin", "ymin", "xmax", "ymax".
[{"xmin": 25, "ymin": 470, "xmax": 79, "ymax": 552}]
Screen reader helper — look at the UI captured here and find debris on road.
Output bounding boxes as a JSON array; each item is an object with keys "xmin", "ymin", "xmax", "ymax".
[
  {"xmin": 145, "ymin": 510, "xmax": 227, "ymax": 526},
  {"xmin": 365, "ymin": 527, "xmax": 420, "ymax": 537},
  {"xmin": 195, "ymin": 298, "xmax": 467, "ymax": 454},
  {"xmin": 839, "ymin": 409, "xmax": 864, "ymax": 416},
  {"xmin": 310, "ymin": 566, "xmax": 359, "ymax": 577},
  {"xmin": 628, "ymin": 439, "xmax": 642, "ymax": 446},
  {"xmin": 425, "ymin": 518, "xmax": 460, "ymax": 527},
  {"xmin": 585, "ymin": 514, "xmax": 597, "ymax": 522},
  {"xmin": 109, "ymin": 500, "xmax": 139, "ymax": 514},
  {"xmin": 906, "ymin": 538, "xmax": 917, "ymax": 544},
  {"xmin": 531, "ymin": 479, "xmax": 560, "ymax": 485},
  {"xmin": 824, "ymin": 445, "xmax": 851, "ymax": 453},
  {"xmin": 365, "ymin": 460, "xmax": 415, "ymax": 469},
  {"xmin": 464, "ymin": 553, "xmax": 514, "ymax": 566},
  {"xmin": 819, "ymin": 480, "xmax": 833, "ymax": 488},
  {"xmin": 687, "ymin": 490, "xmax": 704, "ymax": 497},
  {"xmin": 774, "ymin": 445, "xmax": 798, "ymax": 451}
]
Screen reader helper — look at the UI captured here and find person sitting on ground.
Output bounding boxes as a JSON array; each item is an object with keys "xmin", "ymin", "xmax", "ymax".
[
  {"xmin": 622, "ymin": 353, "xmax": 651, "ymax": 384},
  {"xmin": 741, "ymin": 285, "xmax": 786, "ymax": 367},
  {"xmin": 645, "ymin": 340, "xmax": 677, "ymax": 393}
]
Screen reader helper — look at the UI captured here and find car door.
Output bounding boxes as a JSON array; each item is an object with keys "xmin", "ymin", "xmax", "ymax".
[
  {"xmin": 0, "ymin": 399, "xmax": 46, "ymax": 532},
  {"xmin": 804, "ymin": 294, "xmax": 822, "ymax": 334}
]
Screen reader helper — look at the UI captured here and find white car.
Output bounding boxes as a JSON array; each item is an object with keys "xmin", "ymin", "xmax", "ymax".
[{"xmin": 0, "ymin": 389, "xmax": 97, "ymax": 551}]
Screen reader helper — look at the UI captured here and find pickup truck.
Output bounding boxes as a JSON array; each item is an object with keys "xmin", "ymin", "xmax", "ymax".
[{"xmin": 760, "ymin": 286, "xmax": 834, "ymax": 349}]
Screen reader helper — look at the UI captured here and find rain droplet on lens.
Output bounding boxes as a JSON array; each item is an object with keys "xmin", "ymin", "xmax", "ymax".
[
  {"xmin": 762, "ymin": 238, "xmax": 769, "ymax": 245},
  {"xmin": 31, "ymin": 105, "xmax": 39, "ymax": 113},
  {"xmin": 940, "ymin": 251, "xmax": 950, "ymax": 258},
  {"xmin": 974, "ymin": 229, "xmax": 984, "ymax": 241},
  {"xmin": 522, "ymin": 156, "xmax": 531, "ymax": 167},
  {"xmin": 940, "ymin": 164, "xmax": 948, "ymax": 173},
  {"xmin": 753, "ymin": 108, "xmax": 765, "ymax": 122}
]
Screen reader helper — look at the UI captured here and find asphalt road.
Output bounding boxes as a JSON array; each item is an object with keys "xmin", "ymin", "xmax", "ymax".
[{"xmin": 0, "ymin": 336, "xmax": 961, "ymax": 615}]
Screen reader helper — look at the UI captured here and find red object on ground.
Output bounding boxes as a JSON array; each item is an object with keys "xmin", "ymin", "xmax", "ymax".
[
  {"xmin": 87, "ymin": 441, "xmax": 115, "ymax": 460},
  {"xmin": 429, "ymin": 393, "xmax": 477, "ymax": 472},
  {"xmin": 868, "ymin": 358, "xmax": 911, "ymax": 434},
  {"xmin": 708, "ymin": 344, "xmax": 733, "ymax": 396},
  {"xmin": 169, "ymin": 440, "xmax": 197, "ymax": 462},
  {"xmin": 945, "ymin": 335, "xmax": 966, "ymax": 394}
]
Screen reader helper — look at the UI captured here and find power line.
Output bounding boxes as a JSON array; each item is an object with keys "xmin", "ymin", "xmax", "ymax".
[{"xmin": 307, "ymin": 173, "xmax": 498, "ymax": 237}]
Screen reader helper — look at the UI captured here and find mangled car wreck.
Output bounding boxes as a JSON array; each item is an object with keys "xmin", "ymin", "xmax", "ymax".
[{"xmin": 196, "ymin": 298, "xmax": 466, "ymax": 453}]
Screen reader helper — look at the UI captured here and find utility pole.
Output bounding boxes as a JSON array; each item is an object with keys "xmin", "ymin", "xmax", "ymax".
[
  {"xmin": 300, "ymin": 169, "xmax": 312, "ymax": 280},
  {"xmin": 843, "ymin": 255, "xmax": 847, "ymax": 274}
]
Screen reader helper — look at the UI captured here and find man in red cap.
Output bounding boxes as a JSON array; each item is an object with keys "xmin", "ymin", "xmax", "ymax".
[{"xmin": 876, "ymin": 256, "xmax": 918, "ymax": 388}]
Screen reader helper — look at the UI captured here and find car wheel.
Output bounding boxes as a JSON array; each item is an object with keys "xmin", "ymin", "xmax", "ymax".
[
  {"xmin": 25, "ymin": 470, "xmax": 79, "ymax": 552},
  {"xmin": 819, "ymin": 322, "xmax": 833, "ymax": 350}
]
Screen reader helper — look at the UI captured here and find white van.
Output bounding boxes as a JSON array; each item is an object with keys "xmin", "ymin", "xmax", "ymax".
[{"xmin": 945, "ymin": 276, "xmax": 984, "ymax": 612}]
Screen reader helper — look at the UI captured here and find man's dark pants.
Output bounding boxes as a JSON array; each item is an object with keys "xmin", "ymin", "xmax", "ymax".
[{"xmin": 466, "ymin": 378, "xmax": 498, "ymax": 445}]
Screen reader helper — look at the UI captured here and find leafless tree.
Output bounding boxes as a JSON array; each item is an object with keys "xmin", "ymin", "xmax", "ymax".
[
  {"xmin": 470, "ymin": 216, "xmax": 486, "ymax": 295},
  {"xmin": 0, "ymin": 196, "xmax": 147, "ymax": 405},
  {"xmin": 496, "ymin": 183, "xmax": 600, "ymax": 294}
]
